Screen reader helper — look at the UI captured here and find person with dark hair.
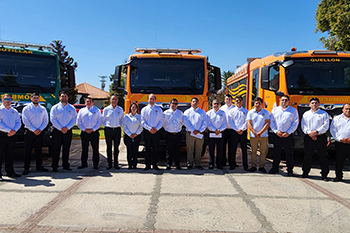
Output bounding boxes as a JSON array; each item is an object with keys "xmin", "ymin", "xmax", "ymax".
[
  {"xmin": 0, "ymin": 94, "xmax": 22, "ymax": 180},
  {"xmin": 163, "ymin": 98, "xmax": 183, "ymax": 170},
  {"xmin": 228, "ymin": 95, "xmax": 249, "ymax": 171},
  {"xmin": 141, "ymin": 94, "xmax": 164, "ymax": 170},
  {"xmin": 123, "ymin": 103, "xmax": 143, "ymax": 169},
  {"xmin": 184, "ymin": 97, "xmax": 207, "ymax": 170},
  {"xmin": 22, "ymin": 92, "xmax": 49, "ymax": 175},
  {"xmin": 301, "ymin": 97, "xmax": 330, "ymax": 180},
  {"xmin": 77, "ymin": 97, "xmax": 102, "ymax": 169},
  {"xmin": 247, "ymin": 97, "xmax": 270, "ymax": 173},
  {"xmin": 50, "ymin": 91, "xmax": 77, "ymax": 172},
  {"xmin": 269, "ymin": 95, "xmax": 299, "ymax": 176},
  {"xmin": 330, "ymin": 103, "xmax": 350, "ymax": 182},
  {"xmin": 220, "ymin": 94, "xmax": 236, "ymax": 167},
  {"xmin": 102, "ymin": 95, "xmax": 124, "ymax": 169},
  {"xmin": 207, "ymin": 99, "xmax": 227, "ymax": 169}
]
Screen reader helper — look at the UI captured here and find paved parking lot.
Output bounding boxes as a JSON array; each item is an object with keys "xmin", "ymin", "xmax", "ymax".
[{"xmin": 0, "ymin": 140, "xmax": 349, "ymax": 233}]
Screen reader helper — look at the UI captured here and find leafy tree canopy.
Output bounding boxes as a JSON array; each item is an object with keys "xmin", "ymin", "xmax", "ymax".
[{"xmin": 315, "ymin": 0, "xmax": 350, "ymax": 50}]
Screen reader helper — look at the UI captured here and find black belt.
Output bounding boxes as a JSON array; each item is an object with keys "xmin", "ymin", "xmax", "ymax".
[
  {"xmin": 167, "ymin": 131, "xmax": 181, "ymax": 135},
  {"xmin": 105, "ymin": 127, "xmax": 121, "ymax": 130},
  {"xmin": 0, "ymin": 131, "xmax": 7, "ymax": 135}
]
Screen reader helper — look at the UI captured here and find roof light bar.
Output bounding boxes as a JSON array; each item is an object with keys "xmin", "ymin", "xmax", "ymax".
[
  {"xmin": 0, "ymin": 40, "xmax": 52, "ymax": 50},
  {"xmin": 135, "ymin": 48, "xmax": 201, "ymax": 54},
  {"xmin": 312, "ymin": 50, "xmax": 338, "ymax": 55}
]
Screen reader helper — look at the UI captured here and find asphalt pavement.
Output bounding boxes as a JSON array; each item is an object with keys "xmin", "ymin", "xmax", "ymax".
[{"xmin": 0, "ymin": 140, "xmax": 349, "ymax": 233}]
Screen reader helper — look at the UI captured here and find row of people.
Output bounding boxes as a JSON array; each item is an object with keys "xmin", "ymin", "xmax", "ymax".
[{"xmin": 0, "ymin": 92, "xmax": 349, "ymax": 182}]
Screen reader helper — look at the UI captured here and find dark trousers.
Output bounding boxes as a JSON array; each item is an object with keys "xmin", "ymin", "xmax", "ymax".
[
  {"xmin": 334, "ymin": 142, "xmax": 350, "ymax": 179},
  {"xmin": 222, "ymin": 129, "xmax": 234, "ymax": 165},
  {"xmin": 208, "ymin": 132, "xmax": 224, "ymax": 167},
  {"xmin": 104, "ymin": 127, "xmax": 121, "ymax": 167},
  {"xmin": 124, "ymin": 134, "xmax": 141, "ymax": 167},
  {"xmin": 24, "ymin": 129, "xmax": 44, "ymax": 169},
  {"xmin": 231, "ymin": 130, "xmax": 248, "ymax": 169},
  {"xmin": 166, "ymin": 132, "xmax": 181, "ymax": 167},
  {"xmin": 0, "ymin": 132, "xmax": 17, "ymax": 175},
  {"xmin": 272, "ymin": 134, "xmax": 295, "ymax": 173},
  {"xmin": 144, "ymin": 130, "xmax": 161, "ymax": 167},
  {"xmin": 80, "ymin": 131, "xmax": 100, "ymax": 167},
  {"xmin": 303, "ymin": 134, "xmax": 329, "ymax": 177},
  {"xmin": 51, "ymin": 128, "xmax": 73, "ymax": 169}
]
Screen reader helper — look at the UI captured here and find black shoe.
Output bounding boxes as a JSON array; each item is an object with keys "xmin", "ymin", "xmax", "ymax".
[
  {"xmin": 321, "ymin": 176, "xmax": 329, "ymax": 182},
  {"xmin": 114, "ymin": 166, "xmax": 120, "ymax": 170},
  {"xmin": 244, "ymin": 167, "xmax": 249, "ymax": 171},
  {"xmin": 195, "ymin": 165, "xmax": 203, "ymax": 170},
  {"xmin": 78, "ymin": 165, "xmax": 88, "ymax": 169},
  {"xmin": 128, "ymin": 166, "xmax": 132, "ymax": 170},
  {"xmin": 132, "ymin": 165, "xmax": 137, "ymax": 169},
  {"xmin": 144, "ymin": 166, "xmax": 151, "ymax": 171},
  {"xmin": 209, "ymin": 164, "xmax": 214, "ymax": 169},
  {"xmin": 229, "ymin": 166, "xmax": 235, "ymax": 170},
  {"xmin": 166, "ymin": 165, "xmax": 171, "ymax": 170},
  {"xmin": 93, "ymin": 165, "xmax": 99, "ymax": 170},
  {"xmin": 153, "ymin": 165, "xmax": 160, "ymax": 171},
  {"xmin": 217, "ymin": 166, "xmax": 223, "ymax": 170},
  {"xmin": 333, "ymin": 177, "xmax": 343, "ymax": 182},
  {"xmin": 187, "ymin": 164, "xmax": 193, "ymax": 170},
  {"xmin": 36, "ymin": 166, "xmax": 49, "ymax": 172},
  {"xmin": 259, "ymin": 167, "xmax": 267, "ymax": 173},
  {"xmin": 0, "ymin": 176, "xmax": 3, "ymax": 181},
  {"xmin": 52, "ymin": 168, "xmax": 58, "ymax": 172},
  {"xmin": 176, "ymin": 166, "xmax": 182, "ymax": 170},
  {"xmin": 23, "ymin": 169, "xmax": 30, "ymax": 175},
  {"xmin": 287, "ymin": 172, "xmax": 294, "ymax": 177},
  {"xmin": 300, "ymin": 173, "xmax": 308, "ymax": 178},
  {"xmin": 106, "ymin": 166, "xmax": 112, "ymax": 170},
  {"xmin": 249, "ymin": 167, "xmax": 257, "ymax": 172},
  {"xmin": 7, "ymin": 173, "xmax": 21, "ymax": 178},
  {"xmin": 63, "ymin": 167, "xmax": 72, "ymax": 171},
  {"xmin": 268, "ymin": 169, "xmax": 279, "ymax": 174},
  {"xmin": 235, "ymin": 163, "xmax": 239, "ymax": 167}
]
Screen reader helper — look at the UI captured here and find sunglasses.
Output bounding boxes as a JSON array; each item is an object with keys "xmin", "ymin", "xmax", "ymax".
[
  {"xmin": 213, "ymin": 103, "xmax": 220, "ymax": 105},
  {"xmin": 3, "ymin": 98, "xmax": 12, "ymax": 101},
  {"xmin": 281, "ymin": 99, "xmax": 289, "ymax": 102},
  {"xmin": 171, "ymin": 102, "xmax": 178, "ymax": 105}
]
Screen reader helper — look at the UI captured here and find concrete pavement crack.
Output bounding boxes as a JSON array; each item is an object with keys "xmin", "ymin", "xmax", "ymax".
[{"xmin": 143, "ymin": 174, "xmax": 162, "ymax": 229}]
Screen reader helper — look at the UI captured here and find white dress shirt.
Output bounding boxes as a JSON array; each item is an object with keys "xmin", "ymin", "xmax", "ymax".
[
  {"xmin": 220, "ymin": 104, "xmax": 235, "ymax": 129},
  {"xmin": 247, "ymin": 108, "xmax": 270, "ymax": 137},
  {"xmin": 22, "ymin": 103, "xmax": 48, "ymax": 132},
  {"xmin": 228, "ymin": 106, "xmax": 248, "ymax": 132},
  {"xmin": 301, "ymin": 108, "xmax": 329, "ymax": 135},
  {"xmin": 330, "ymin": 113, "xmax": 350, "ymax": 142},
  {"xmin": 0, "ymin": 105, "xmax": 21, "ymax": 133},
  {"xmin": 270, "ymin": 106, "xmax": 299, "ymax": 134},
  {"xmin": 183, "ymin": 107, "xmax": 207, "ymax": 133},
  {"xmin": 123, "ymin": 113, "xmax": 143, "ymax": 137},
  {"xmin": 163, "ymin": 108, "xmax": 184, "ymax": 133},
  {"xmin": 50, "ymin": 102, "xmax": 77, "ymax": 131},
  {"xmin": 207, "ymin": 108, "xmax": 227, "ymax": 132},
  {"xmin": 77, "ymin": 106, "xmax": 102, "ymax": 131},
  {"xmin": 102, "ymin": 104, "xmax": 124, "ymax": 128},
  {"xmin": 141, "ymin": 104, "xmax": 164, "ymax": 131}
]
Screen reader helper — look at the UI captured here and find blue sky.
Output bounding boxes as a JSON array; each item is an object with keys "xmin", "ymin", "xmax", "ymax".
[{"xmin": 1, "ymin": 0, "xmax": 324, "ymax": 89}]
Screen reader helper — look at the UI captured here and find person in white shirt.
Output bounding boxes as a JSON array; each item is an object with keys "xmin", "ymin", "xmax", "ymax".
[
  {"xmin": 301, "ymin": 97, "xmax": 330, "ymax": 180},
  {"xmin": 207, "ymin": 99, "xmax": 227, "ymax": 169},
  {"xmin": 102, "ymin": 95, "xmax": 124, "ymax": 170},
  {"xmin": 77, "ymin": 97, "xmax": 102, "ymax": 170},
  {"xmin": 247, "ymin": 97, "xmax": 270, "ymax": 173},
  {"xmin": 220, "ymin": 94, "xmax": 235, "ymax": 167},
  {"xmin": 183, "ymin": 97, "xmax": 207, "ymax": 170},
  {"xmin": 269, "ymin": 95, "xmax": 299, "ymax": 176},
  {"xmin": 123, "ymin": 103, "xmax": 143, "ymax": 169},
  {"xmin": 22, "ymin": 92, "xmax": 49, "ymax": 175},
  {"xmin": 50, "ymin": 91, "xmax": 77, "ymax": 172},
  {"xmin": 141, "ymin": 94, "xmax": 164, "ymax": 171},
  {"xmin": 227, "ymin": 95, "xmax": 249, "ymax": 171},
  {"xmin": 0, "ymin": 93, "xmax": 22, "ymax": 180},
  {"xmin": 163, "ymin": 98, "xmax": 184, "ymax": 170},
  {"xmin": 330, "ymin": 103, "xmax": 350, "ymax": 182}
]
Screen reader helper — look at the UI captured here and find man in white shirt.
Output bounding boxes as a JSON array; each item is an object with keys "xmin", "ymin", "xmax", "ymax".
[
  {"xmin": 22, "ymin": 92, "xmax": 49, "ymax": 175},
  {"xmin": 0, "ymin": 93, "xmax": 22, "ymax": 180},
  {"xmin": 141, "ymin": 94, "xmax": 164, "ymax": 171},
  {"xmin": 183, "ymin": 97, "xmax": 207, "ymax": 169},
  {"xmin": 330, "ymin": 103, "xmax": 350, "ymax": 182},
  {"xmin": 50, "ymin": 91, "xmax": 77, "ymax": 172},
  {"xmin": 220, "ymin": 94, "xmax": 235, "ymax": 167},
  {"xmin": 228, "ymin": 95, "xmax": 249, "ymax": 171},
  {"xmin": 163, "ymin": 98, "xmax": 184, "ymax": 170},
  {"xmin": 207, "ymin": 99, "xmax": 227, "ymax": 169},
  {"xmin": 247, "ymin": 97, "xmax": 270, "ymax": 173},
  {"xmin": 102, "ymin": 95, "xmax": 124, "ymax": 169},
  {"xmin": 269, "ymin": 95, "xmax": 299, "ymax": 176},
  {"xmin": 77, "ymin": 97, "xmax": 102, "ymax": 169},
  {"xmin": 301, "ymin": 97, "xmax": 330, "ymax": 180}
]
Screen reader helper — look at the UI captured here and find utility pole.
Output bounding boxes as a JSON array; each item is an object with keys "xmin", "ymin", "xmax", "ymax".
[{"xmin": 99, "ymin": 75, "xmax": 107, "ymax": 91}]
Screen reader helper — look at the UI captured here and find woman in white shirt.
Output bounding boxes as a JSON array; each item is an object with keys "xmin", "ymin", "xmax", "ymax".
[{"xmin": 123, "ymin": 103, "xmax": 143, "ymax": 169}]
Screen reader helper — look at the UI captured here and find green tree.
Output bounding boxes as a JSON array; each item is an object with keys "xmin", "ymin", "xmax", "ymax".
[
  {"xmin": 315, "ymin": 0, "xmax": 350, "ymax": 50},
  {"xmin": 50, "ymin": 40, "xmax": 78, "ymax": 104},
  {"xmin": 209, "ymin": 70, "xmax": 234, "ymax": 107},
  {"xmin": 104, "ymin": 74, "xmax": 126, "ymax": 109}
]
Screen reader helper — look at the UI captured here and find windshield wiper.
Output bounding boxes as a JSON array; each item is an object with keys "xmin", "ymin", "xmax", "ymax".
[{"xmin": 140, "ymin": 86, "xmax": 165, "ymax": 94}]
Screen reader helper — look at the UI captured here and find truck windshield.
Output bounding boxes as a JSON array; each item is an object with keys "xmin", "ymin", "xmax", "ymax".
[
  {"xmin": 0, "ymin": 53, "xmax": 57, "ymax": 93},
  {"xmin": 285, "ymin": 58, "xmax": 350, "ymax": 95},
  {"xmin": 129, "ymin": 58, "xmax": 205, "ymax": 94}
]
